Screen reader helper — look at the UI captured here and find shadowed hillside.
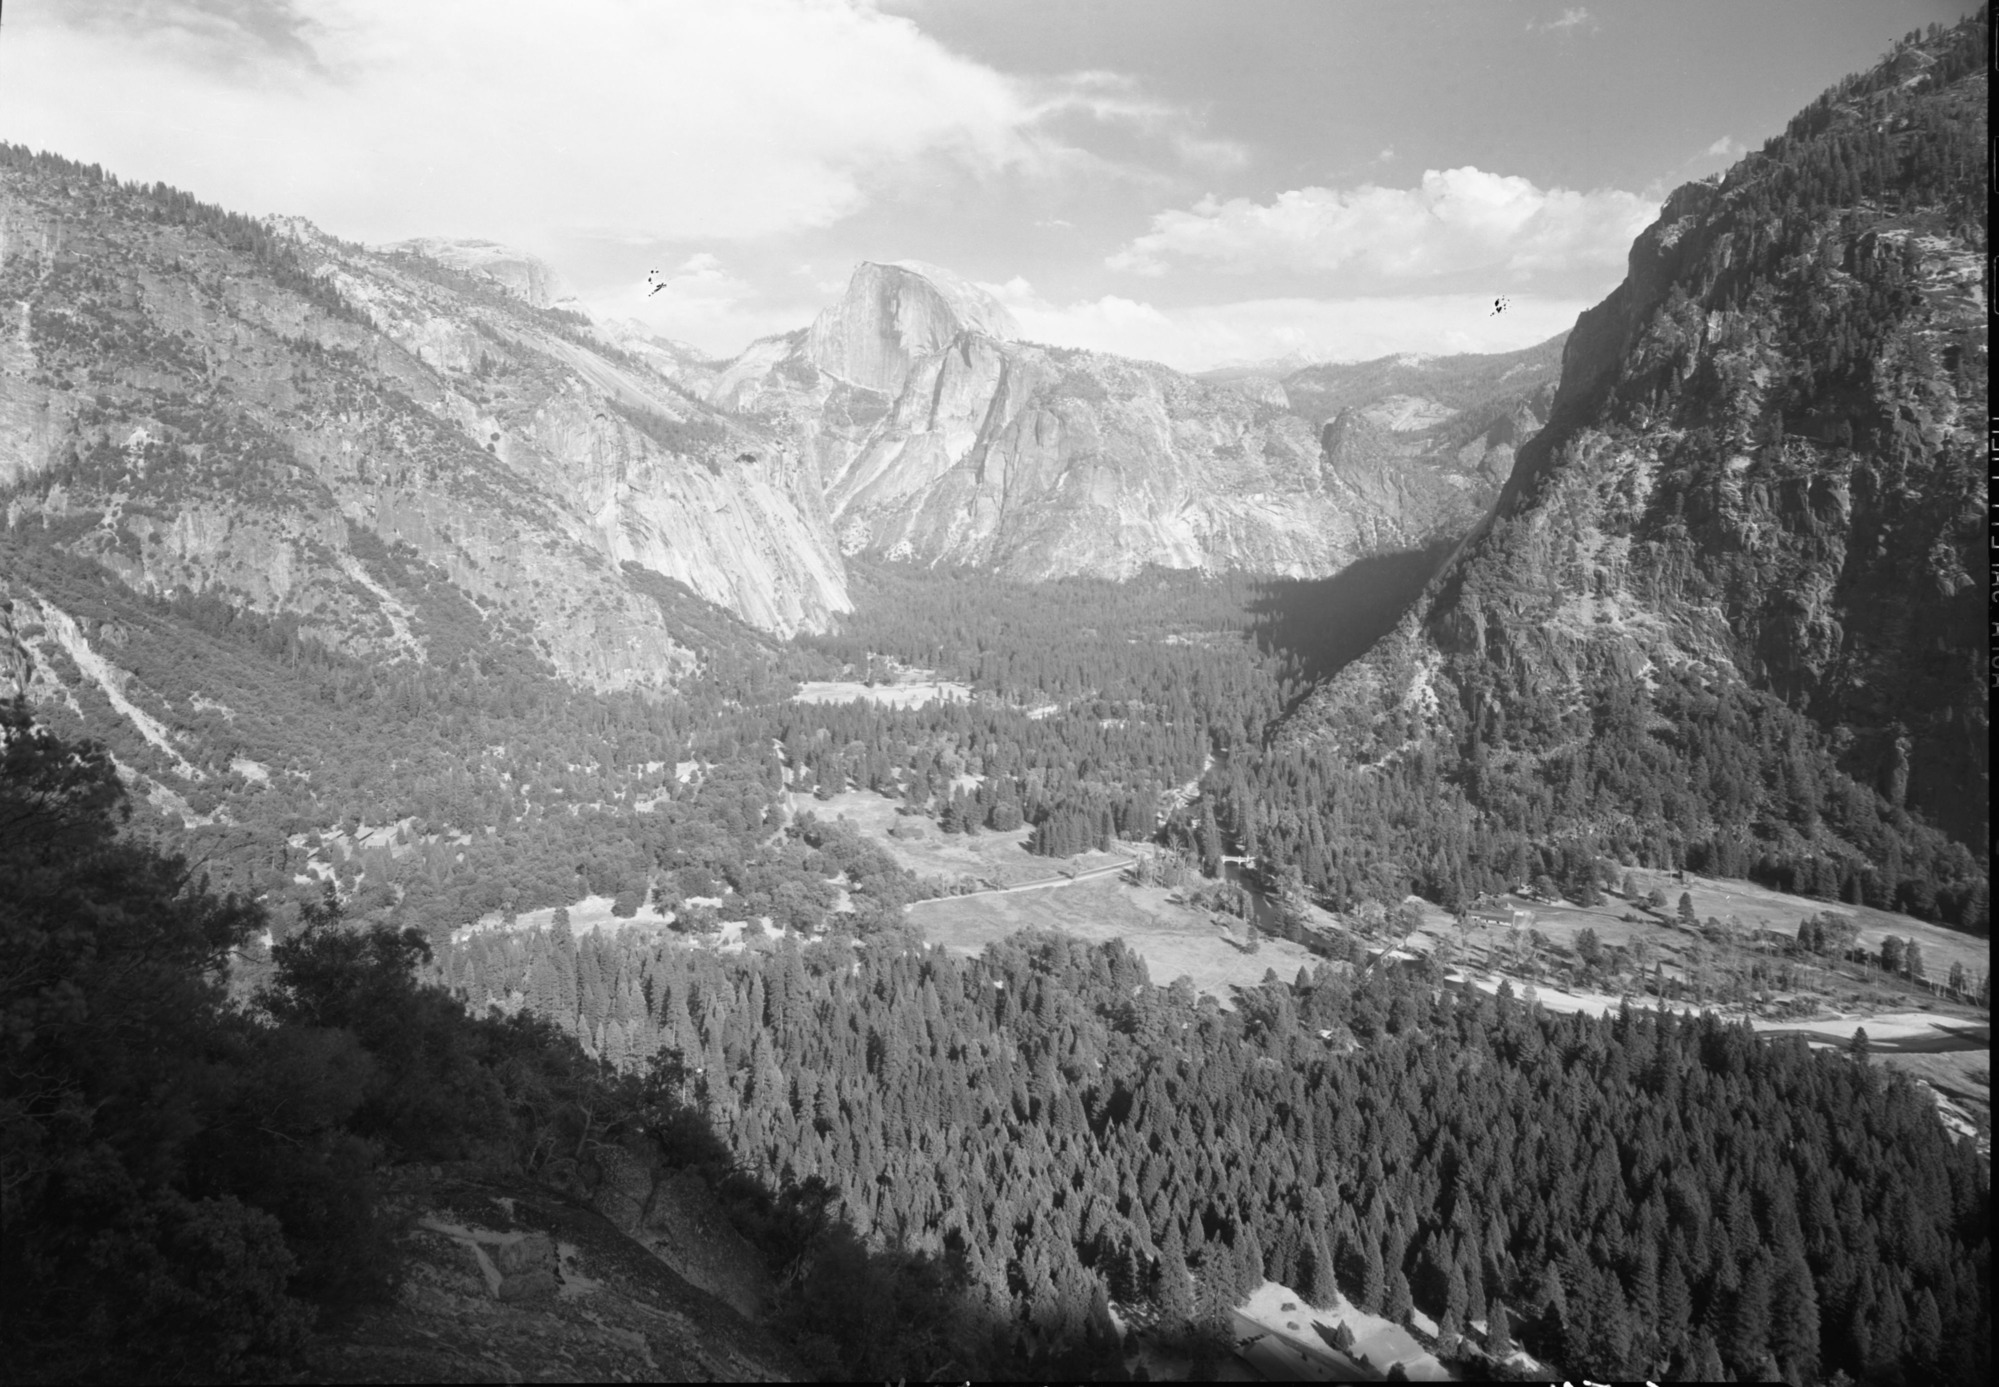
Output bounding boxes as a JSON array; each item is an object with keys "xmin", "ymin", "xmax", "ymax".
[{"xmin": 1246, "ymin": 537, "xmax": 1462, "ymax": 694}]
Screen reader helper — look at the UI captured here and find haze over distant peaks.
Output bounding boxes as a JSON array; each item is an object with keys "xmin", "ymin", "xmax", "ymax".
[{"xmin": 380, "ymin": 237, "xmax": 573, "ymax": 310}]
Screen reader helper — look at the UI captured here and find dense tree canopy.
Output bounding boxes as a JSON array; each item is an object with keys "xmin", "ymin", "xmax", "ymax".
[{"xmin": 440, "ymin": 918, "xmax": 1991, "ymax": 1384}]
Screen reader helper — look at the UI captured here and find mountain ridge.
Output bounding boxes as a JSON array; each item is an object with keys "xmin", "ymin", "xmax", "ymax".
[
  {"xmin": 707, "ymin": 263, "xmax": 1557, "ymax": 581},
  {"xmin": 0, "ymin": 149, "xmax": 851, "ymax": 692},
  {"xmin": 1291, "ymin": 12, "xmax": 1987, "ymax": 912}
]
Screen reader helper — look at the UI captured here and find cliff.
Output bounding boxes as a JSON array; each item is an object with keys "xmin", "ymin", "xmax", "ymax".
[
  {"xmin": 0, "ymin": 153, "xmax": 849, "ymax": 689},
  {"xmin": 1295, "ymin": 15, "xmax": 1988, "ymax": 905},
  {"xmin": 713, "ymin": 263, "xmax": 1555, "ymax": 581}
]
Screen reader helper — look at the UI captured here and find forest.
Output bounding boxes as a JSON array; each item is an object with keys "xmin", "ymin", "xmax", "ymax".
[{"xmin": 2, "ymin": 701, "xmax": 1987, "ymax": 1384}]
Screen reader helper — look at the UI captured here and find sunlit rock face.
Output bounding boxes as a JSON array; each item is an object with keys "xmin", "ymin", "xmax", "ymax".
[
  {"xmin": 714, "ymin": 262, "xmax": 1544, "ymax": 581},
  {"xmin": 0, "ymin": 162, "xmax": 850, "ymax": 689},
  {"xmin": 804, "ymin": 260, "xmax": 1021, "ymax": 396}
]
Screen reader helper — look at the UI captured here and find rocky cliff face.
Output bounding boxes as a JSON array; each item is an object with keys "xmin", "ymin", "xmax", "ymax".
[
  {"xmin": 1299, "ymin": 16, "xmax": 1988, "ymax": 875},
  {"xmin": 0, "ymin": 154, "xmax": 849, "ymax": 689},
  {"xmin": 712, "ymin": 263, "xmax": 1552, "ymax": 581},
  {"xmin": 803, "ymin": 258, "xmax": 1020, "ymax": 395},
  {"xmin": 301, "ymin": 1163, "xmax": 799, "ymax": 1382}
]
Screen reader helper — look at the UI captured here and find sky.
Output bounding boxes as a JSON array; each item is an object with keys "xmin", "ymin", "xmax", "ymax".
[{"xmin": 0, "ymin": 0, "xmax": 1977, "ymax": 369}]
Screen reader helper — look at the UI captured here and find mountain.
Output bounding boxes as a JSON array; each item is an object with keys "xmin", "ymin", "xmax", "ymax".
[
  {"xmin": 1276, "ymin": 337, "xmax": 1564, "ymax": 427},
  {"xmin": 0, "ymin": 145, "xmax": 1564, "ymax": 687},
  {"xmin": 377, "ymin": 235, "xmax": 574, "ymax": 310},
  {"xmin": 592, "ymin": 317, "xmax": 731, "ymax": 397},
  {"xmin": 1294, "ymin": 15, "xmax": 1987, "ymax": 911},
  {"xmin": 0, "ymin": 152, "xmax": 849, "ymax": 691},
  {"xmin": 708, "ymin": 261, "xmax": 1555, "ymax": 580}
]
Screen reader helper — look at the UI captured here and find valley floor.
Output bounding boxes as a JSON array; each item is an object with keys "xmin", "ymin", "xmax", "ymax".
[{"xmin": 805, "ymin": 787, "xmax": 1992, "ymax": 1156}]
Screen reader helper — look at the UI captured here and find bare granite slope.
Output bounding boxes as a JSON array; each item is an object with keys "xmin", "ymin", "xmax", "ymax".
[{"xmin": 0, "ymin": 158, "xmax": 849, "ymax": 689}]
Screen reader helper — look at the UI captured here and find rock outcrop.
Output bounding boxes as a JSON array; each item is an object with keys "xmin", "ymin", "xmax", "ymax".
[
  {"xmin": 585, "ymin": 1140, "xmax": 774, "ymax": 1322},
  {"xmin": 302, "ymin": 1164, "xmax": 799, "ymax": 1382},
  {"xmin": 803, "ymin": 259, "xmax": 1019, "ymax": 395}
]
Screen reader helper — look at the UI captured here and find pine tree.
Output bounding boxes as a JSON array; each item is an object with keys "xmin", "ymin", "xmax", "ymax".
[
  {"xmin": 1770, "ymin": 1252, "xmax": 1819, "ymax": 1384},
  {"xmin": 1385, "ymin": 1266, "xmax": 1413, "ymax": 1323},
  {"xmin": 1358, "ymin": 1237, "xmax": 1387, "ymax": 1312},
  {"xmin": 1536, "ymin": 1259, "xmax": 1568, "ymax": 1319},
  {"xmin": 1194, "ymin": 1243, "xmax": 1235, "ymax": 1334},
  {"xmin": 1909, "ymin": 1287, "xmax": 1943, "ymax": 1371},
  {"xmin": 1460, "ymin": 1247, "xmax": 1487, "ymax": 1327},
  {"xmin": 1304, "ymin": 1236, "xmax": 1340, "ymax": 1310},
  {"xmin": 1234, "ymin": 1223, "xmax": 1266, "ymax": 1301},
  {"xmin": 1154, "ymin": 1223, "xmax": 1196, "ymax": 1331},
  {"xmin": 1723, "ymin": 1252, "xmax": 1773, "ymax": 1376},
  {"xmin": 1439, "ymin": 1271, "xmax": 1471, "ymax": 1335},
  {"xmin": 1486, "ymin": 1301, "xmax": 1513, "ymax": 1356},
  {"xmin": 1657, "ymin": 1254, "xmax": 1694, "ymax": 1356},
  {"xmin": 1687, "ymin": 1331, "xmax": 1726, "ymax": 1382}
]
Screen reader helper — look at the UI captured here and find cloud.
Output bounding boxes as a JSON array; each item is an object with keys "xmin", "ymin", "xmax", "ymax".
[
  {"xmin": 1106, "ymin": 167, "xmax": 1657, "ymax": 293},
  {"xmin": 979, "ymin": 278, "xmax": 1590, "ymax": 373},
  {"xmin": 1705, "ymin": 135, "xmax": 1748, "ymax": 159},
  {"xmin": 1530, "ymin": 7, "xmax": 1598, "ymax": 33},
  {"xmin": 592, "ymin": 251, "xmax": 813, "ymax": 357},
  {"xmin": 1024, "ymin": 68, "xmax": 1250, "ymax": 172},
  {"xmin": 0, "ymin": 0, "xmax": 1203, "ymax": 248},
  {"xmin": 50, "ymin": 0, "xmax": 328, "ymax": 73}
]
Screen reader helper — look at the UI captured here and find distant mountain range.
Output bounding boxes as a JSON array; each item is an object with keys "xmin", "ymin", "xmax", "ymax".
[
  {"xmin": 0, "ymin": 166, "xmax": 1559, "ymax": 686},
  {"xmin": 702, "ymin": 260, "xmax": 1560, "ymax": 580}
]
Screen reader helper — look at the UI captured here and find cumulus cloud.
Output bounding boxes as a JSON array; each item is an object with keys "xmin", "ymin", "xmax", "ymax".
[
  {"xmin": 1706, "ymin": 135, "xmax": 1748, "ymax": 159},
  {"xmin": 979, "ymin": 277, "xmax": 1589, "ymax": 373},
  {"xmin": 0, "ymin": 0, "xmax": 1199, "ymax": 248},
  {"xmin": 1106, "ymin": 168, "xmax": 1657, "ymax": 292}
]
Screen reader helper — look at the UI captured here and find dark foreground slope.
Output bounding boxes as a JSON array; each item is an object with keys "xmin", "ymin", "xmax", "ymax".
[
  {"xmin": 1291, "ymin": 14, "xmax": 1988, "ymax": 923},
  {"xmin": 0, "ymin": 704, "xmax": 1038, "ymax": 1383}
]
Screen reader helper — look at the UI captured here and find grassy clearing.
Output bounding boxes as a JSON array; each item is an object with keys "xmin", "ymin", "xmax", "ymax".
[
  {"xmin": 788, "ymin": 789, "xmax": 1057, "ymax": 889},
  {"xmin": 803, "ymin": 791, "xmax": 1348, "ymax": 1002},
  {"xmin": 789, "ymin": 671, "xmax": 971, "ymax": 708},
  {"xmin": 802, "ymin": 787, "xmax": 1991, "ymax": 1144},
  {"xmin": 909, "ymin": 872, "xmax": 1322, "ymax": 1004},
  {"xmin": 1400, "ymin": 865, "xmax": 1987, "ymax": 1016}
]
